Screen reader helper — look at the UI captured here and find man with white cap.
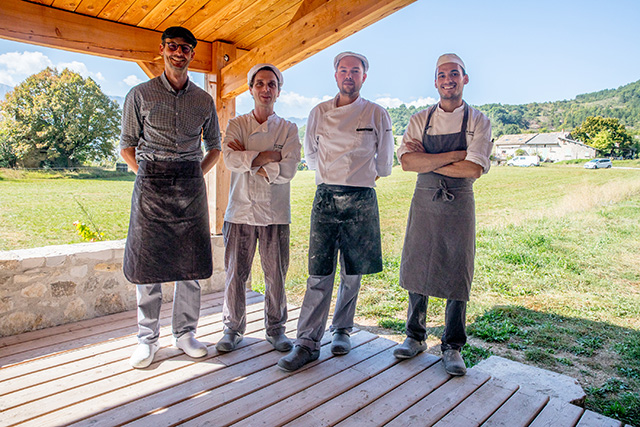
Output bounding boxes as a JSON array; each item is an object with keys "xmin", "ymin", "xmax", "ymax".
[
  {"xmin": 278, "ymin": 51, "xmax": 394, "ymax": 371},
  {"xmin": 393, "ymin": 53, "xmax": 492, "ymax": 375},
  {"xmin": 216, "ymin": 64, "xmax": 301, "ymax": 353}
]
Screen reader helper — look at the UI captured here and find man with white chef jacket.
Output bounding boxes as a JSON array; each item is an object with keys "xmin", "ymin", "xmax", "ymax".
[
  {"xmin": 216, "ymin": 64, "xmax": 301, "ymax": 354},
  {"xmin": 394, "ymin": 53, "xmax": 493, "ymax": 376},
  {"xmin": 278, "ymin": 51, "xmax": 394, "ymax": 371}
]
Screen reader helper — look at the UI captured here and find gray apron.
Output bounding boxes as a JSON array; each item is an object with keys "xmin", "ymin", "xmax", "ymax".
[
  {"xmin": 124, "ymin": 160, "xmax": 212, "ymax": 284},
  {"xmin": 399, "ymin": 103, "xmax": 475, "ymax": 301}
]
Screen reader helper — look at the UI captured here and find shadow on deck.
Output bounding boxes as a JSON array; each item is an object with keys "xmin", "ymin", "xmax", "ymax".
[{"xmin": 0, "ymin": 291, "xmax": 627, "ymax": 426}]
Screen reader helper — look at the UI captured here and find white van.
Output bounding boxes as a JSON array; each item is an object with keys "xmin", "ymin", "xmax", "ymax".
[{"xmin": 507, "ymin": 155, "xmax": 540, "ymax": 167}]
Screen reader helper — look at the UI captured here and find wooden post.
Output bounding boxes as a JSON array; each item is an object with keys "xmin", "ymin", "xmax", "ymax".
[{"xmin": 205, "ymin": 41, "xmax": 236, "ymax": 235}]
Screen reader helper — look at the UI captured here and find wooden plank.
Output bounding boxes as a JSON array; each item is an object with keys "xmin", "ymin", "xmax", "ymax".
[
  {"xmin": 219, "ymin": 0, "xmax": 416, "ymax": 99},
  {"xmin": 2, "ymin": 305, "xmax": 299, "ymax": 426},
  {"xmin": 433, "ymin": 378, "xmax": 519, "ymax": 427},
  {"xmin": 181, "ymin": 332, "xmax": 388, "ymax": 427},
  {"xmin": 137, "ymin": 60, "xmax": 164, "ymax": 78},
  {"xmin": 482, "ymin": 388, "xmax": 550, "ymax": 427},
  {"xmin": 125, "ymin": 329, "xmax": 336, "ymax": 427},
  {"xmin": 383, "ymin": 369, "xmax": 491, "ymax": 427},
  {"xmin": 576, "ymin": 410, "xmax": 623, "ymax": 427},
  {"xmin": 235, "ymin": 342, "xmax": 401, "ymax": 426},
  {"xmin": 51, "ymin": 0, "xmax": 82, "ymax": 11},
  {"xmin": 333, "ymin": 360, "xmax": 452, "ymax": 426},
  {"xmin": 51, "ymin": 317, "xmax": 302, "ymax": 427},
  {"xmin": 75, "ymin": 0, "xmax": 111, "ymax": 16},
  {"xmin": 152, "ymin": 0, "xmax": 210, "ymax": 31},
  {"xmin": 97, "ymin": 0, "xmax": 136, "ymax": 21},
  {"xmin": 529, "ymin": 398, "xmax": 584, "ymax": 427},
  {"xmin": 0, "ymin": 291, "xmax": 239, "ymax": 366},
  {"xmin": 182, "ymin": 0, "xmax": 260, "ymax": 40},
  {"xmin": 0, "ymin": 0, "xmax": 212, "ymax": 72},
  {"xmin": 201, "ymin": 0, "xmax": 298, "ymax": 42},
  {"xmin": 0, "ymin": 299, "xmax": 269, "ymax": 395},
  {"xmin": 285, "ymin": 351, "xmax": 441, "ymax": 427},
  {"xmin": 118, "ymin": 0, "xmax": 164, "ymax": 25},
  {"xmin": 137, "ymin": 0, "xmax": 188, "ymax": 29}
]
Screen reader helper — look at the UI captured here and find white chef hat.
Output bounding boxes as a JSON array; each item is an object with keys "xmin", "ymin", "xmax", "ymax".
[
  {"xmin": 333, "ymin": 51, "xmax": 369, "ymax": 72},
  {"xmin": 247, "ymin": 63, "xmax": 284, "ymax": 88},
  {"xmin": 436, "ymin": 53, "xmax": 466, "ymax": 74}
]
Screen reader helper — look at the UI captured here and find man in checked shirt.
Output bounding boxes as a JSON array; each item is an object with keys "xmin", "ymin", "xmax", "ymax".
[{"xmin": 120, "ymin": 26, "xmax": 221, "ymax": 369}]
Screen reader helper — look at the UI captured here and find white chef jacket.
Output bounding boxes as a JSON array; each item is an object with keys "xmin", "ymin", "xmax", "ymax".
[
  {"xmin": 223, "ymin": 112, "xmax": 301, "ymax": 226},
  {"xmin": 397, "ymin": 102, "xmax": 492, "ymax": 173},
  {"xmin": 304, "ymin": 95, "xmax": 394, "ymax": 187}
]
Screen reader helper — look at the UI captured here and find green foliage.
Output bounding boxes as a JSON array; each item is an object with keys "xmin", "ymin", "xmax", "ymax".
[
  {"xmin": 572, "ymin": 116, "xmax": 635, "ymax": 157},
  {"xmin": 460, "ymin": 344, "xmax": 492, "ymax": 368},
  {"xmin": 378, "ymin": 318, "xmax": 406, "ymax": 333},
  {"xmin": 73, "ymin": 221, "xmax": 104, "ymax": 242},
  {"xmin": 467, "ymin": 309, "xmax": 525, "ymax": 342},
  {"xmin": 0, "ymin": 67, "xmax": 121, "ymax": 168}
]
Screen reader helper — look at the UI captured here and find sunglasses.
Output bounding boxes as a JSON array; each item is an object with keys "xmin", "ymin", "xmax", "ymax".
[{"xmin": 164, "ymin": 42, "xmax": 194, "ymax": 54}]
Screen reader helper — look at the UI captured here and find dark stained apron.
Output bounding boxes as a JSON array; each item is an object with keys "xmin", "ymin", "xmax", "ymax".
[
  {"xmin": 124, "ymin": 160, "xmax": 212, "ymax": 284},
  {"xmin": 399, "ymin": 103, "xmax": 476, "ymax": 301}
]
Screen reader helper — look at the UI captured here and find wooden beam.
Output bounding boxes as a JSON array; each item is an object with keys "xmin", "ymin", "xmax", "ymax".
[
  {"xmin": 220, "ymin": 0, "xmax": 416, "ymax": 99},
  {"xmin": 0, "ymin": 0, "xmax": 212, "ymax": 73},
  {"xmin": 136, "ymin": 60, "xmax": 164, "ymax": 78},
  {"xmin": 205, "ymin": 41, "xmax": 236, "ymax": 235}
]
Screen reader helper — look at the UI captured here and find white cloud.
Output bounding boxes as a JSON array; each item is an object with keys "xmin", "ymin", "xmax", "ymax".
[
  {"xmin": 0, "ymin": 51, "xmax": 54, "ymax": 85},
  {"xmin": 374, "ymin": 96, "xmax": 436, "ymax": 109},
  {"xmin": 123, "ymin": 74, "xmax": 144, "ymax": 87}
]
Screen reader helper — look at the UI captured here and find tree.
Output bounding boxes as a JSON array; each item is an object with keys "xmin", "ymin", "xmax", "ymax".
[
  {"xmin": 0, "ymin": 67, "xmax": 121, "ymax": 168},
  {"xmin": 571, "ymin": 116, "xmax": 634, "ymax": 157}
]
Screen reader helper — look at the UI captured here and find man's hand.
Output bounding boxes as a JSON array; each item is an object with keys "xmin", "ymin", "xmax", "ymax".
[
  {"xmin": 252, "ymin": 150, "xmax": 281, "ymax": 167},
  {"xmin": 406, "ymin": 139, "xmax": 426, "ymax": 153}
]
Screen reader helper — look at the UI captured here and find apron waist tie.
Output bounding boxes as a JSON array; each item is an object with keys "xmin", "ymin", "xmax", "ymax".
[{"xmin": 432, "ymin": 179, "xmax": 455, "ymax": 202}]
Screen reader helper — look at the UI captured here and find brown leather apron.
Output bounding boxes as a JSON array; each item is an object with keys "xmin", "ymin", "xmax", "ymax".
[
  {"xmin": 399, "ymin": 103, "xmax": 475, "ymax": 301},
  {"xmin": 124, "ymin": 160, "xmax": 212, "ymax": 284}
]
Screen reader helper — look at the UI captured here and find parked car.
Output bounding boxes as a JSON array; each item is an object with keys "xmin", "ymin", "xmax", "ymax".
[
  {"xmin": 583, "ymin": 158, "xmax": 612, "ymax": 169},
  {"xmin": 506, "ymin": 155, "xmax": 540, "ymax": 167}
]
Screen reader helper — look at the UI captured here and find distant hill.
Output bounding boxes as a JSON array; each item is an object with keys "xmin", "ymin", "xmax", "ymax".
[
  {"xmin": 388, "ymin": 79, "xmax": 640, "ymax": 138},
  {"xmin": 0, "ymin": 83, "xmax": 13, "ymax": 100}
]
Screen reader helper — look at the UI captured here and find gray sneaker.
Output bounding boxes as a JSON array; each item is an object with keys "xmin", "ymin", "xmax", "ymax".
[
  {"xmin": 331, "ymin": 331, "xmax": 351, "ymax": 355},
  {"xmin": 215, "ymin": 331, "xmax": 243, "ymax": 353},
  {"xmin": 442, "ymin": 349, "xmax": 467, "ymax": 376},
  {"xmin": 277, "ymin": 345, "xmax": 320, "ymax": 372},
  {"xmin": 393, "ymin": 337, "xmax": 427, "ymax": 359},
  {"xmin": 266, "ymin": 333, "xmax": 293, "ymax": 352}
]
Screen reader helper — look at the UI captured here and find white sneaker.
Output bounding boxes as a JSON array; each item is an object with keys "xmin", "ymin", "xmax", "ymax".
[
  {"xmin": 174, "ymin": 332, "xmax": 208, "ymax": 358},
  {"xmin": 130, "ymin": 342, "xmax": 159, "ymax": 369}
]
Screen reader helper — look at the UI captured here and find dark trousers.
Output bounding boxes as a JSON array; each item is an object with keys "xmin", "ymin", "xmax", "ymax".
[{"xmin": 406, "ymin": 292, "xmax": 467, "ymax": 351}]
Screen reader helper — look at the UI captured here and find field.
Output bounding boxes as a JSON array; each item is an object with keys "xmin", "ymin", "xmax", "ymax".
[{"xmin": 1, "ymin": 164, "xmax": 640, "ymax": 424}]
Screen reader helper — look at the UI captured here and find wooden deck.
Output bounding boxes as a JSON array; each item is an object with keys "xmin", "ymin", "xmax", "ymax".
[{"xmin": 0, "ymin": 291, "xmax": 628, "ymax": 427}]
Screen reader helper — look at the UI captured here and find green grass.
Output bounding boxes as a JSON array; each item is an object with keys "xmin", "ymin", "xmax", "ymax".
[{"xmin": 2, "ymin": 163, "xmax": 640, "ymax": 424}]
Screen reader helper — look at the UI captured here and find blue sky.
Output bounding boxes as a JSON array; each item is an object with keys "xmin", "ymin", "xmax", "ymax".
[{"xmin": 1, "ymin": 0, "xmax": 639, "ymax": 119}]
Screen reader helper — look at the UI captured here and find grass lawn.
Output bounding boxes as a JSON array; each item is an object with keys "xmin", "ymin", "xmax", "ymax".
[{"xmin": 1, "ymin": 164, "xmax": 640, "ymax": 424}]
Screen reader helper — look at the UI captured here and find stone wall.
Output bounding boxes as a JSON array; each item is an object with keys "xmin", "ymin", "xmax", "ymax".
[{"xmin": 0, "ymin": 237, "xmax": 225, "ymax": 337}]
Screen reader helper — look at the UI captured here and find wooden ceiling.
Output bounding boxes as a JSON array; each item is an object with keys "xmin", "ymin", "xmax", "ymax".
[{"xmin": 0, "ymin": 0, "xmax": 416, "ymax": 98}]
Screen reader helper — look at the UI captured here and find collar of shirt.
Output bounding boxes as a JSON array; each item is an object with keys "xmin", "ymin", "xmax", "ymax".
[{"xmin": 160, "ymin": 72, "xmax": 192, "ymax": 95}]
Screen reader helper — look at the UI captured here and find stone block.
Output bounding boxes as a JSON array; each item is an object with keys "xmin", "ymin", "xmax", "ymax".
[
  {"xmin": 21, "ymin": 283, "xmax": 48, "ymax": 298},
  {"xmin": 64, "ymin": 298, "xmax": 87, "ymax": 321},
  {"xmin": 473, "ymin": 355, "xmax": 586, "ymax": 406},
  {"xmin": 1, "ymin": 311, "xmax": 43, "ymax": 336},
  {"xmin": 70, "ymin": 265, "xmax": 89, "ymax": 278},
  {"xmin": 0, "ymin": 296, "xmax": 14, "ymax": 312},
  {"xmin": 94, "ymin": 263, "xmax": 121, "ymax": 272},
  {"xmin": 95, "ymin": 293, "xmax": 125, "ymax": 316},
  {"xmin": 46, "ymin": 255, "xmax": 67, "ymax": 267},
  {"xmin": 21, "ymin": 257, "xmax": 45, "ymax": 270},
  {"xmin": 51, "ymin": 281, "xmax": 77, "ymax": 297}
]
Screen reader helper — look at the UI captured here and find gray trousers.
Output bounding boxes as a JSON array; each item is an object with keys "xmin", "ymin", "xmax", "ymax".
[
  {"xmin": 136, "ymin": 280, "xmax": 201, "ymax": 344},
  {"xmin": 406, "ymin": 292, "xmax": 467, "ymax": 351},
  {"xmin": 222, "ymin": 222, "xmax": 289, "ymax": 336},
  {"xmin": 296, "ymin": 253, "xmax": 362, "ymax": 351}
]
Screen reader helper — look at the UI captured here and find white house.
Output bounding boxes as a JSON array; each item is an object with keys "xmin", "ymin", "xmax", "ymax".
[{"xmin": 494, "ymin": 132, "xmax": 597, "ymax": 162}]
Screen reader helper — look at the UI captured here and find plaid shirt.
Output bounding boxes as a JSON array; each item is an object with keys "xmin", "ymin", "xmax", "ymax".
[{"xmin": 120, "ymin": 73, "xmax": 221, "ymax": 162}]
